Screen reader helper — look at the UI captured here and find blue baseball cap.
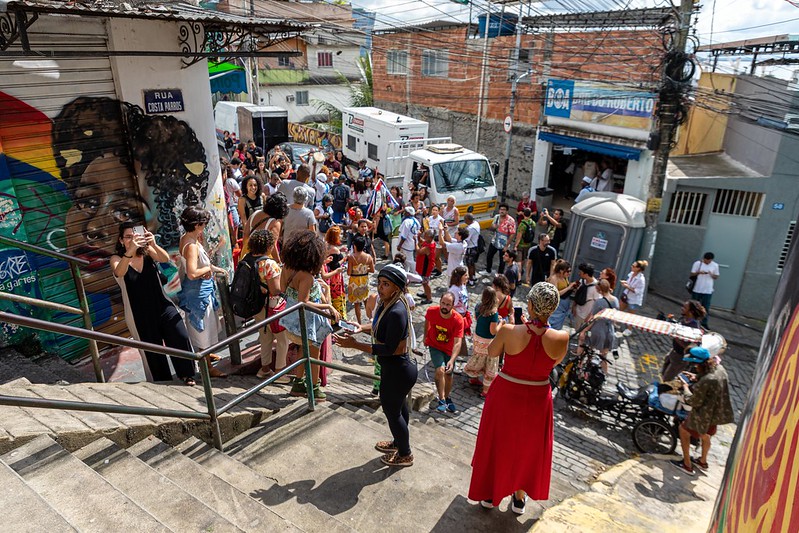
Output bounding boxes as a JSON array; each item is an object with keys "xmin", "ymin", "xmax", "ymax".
[{"xmin": 683, "ymin": 346, "xmax": 711, "ymax": 364}]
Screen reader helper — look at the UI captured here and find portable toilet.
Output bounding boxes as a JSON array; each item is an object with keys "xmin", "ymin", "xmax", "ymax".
[{"xmin": 562, "ymin": 193, "xmax": 647, "ymax": 289}]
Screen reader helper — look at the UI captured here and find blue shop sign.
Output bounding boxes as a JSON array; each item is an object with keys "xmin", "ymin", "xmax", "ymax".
[
  {"xmin": 545, "ymin": 79, "xmax": 574, "ymax": 118},
  {"xmin": 143, "ymin": 89, "xmax": 185, "ymax": 114},
  {"xmin": 772, "ymin": 203, "xmax": 785, "ymax": 210}
]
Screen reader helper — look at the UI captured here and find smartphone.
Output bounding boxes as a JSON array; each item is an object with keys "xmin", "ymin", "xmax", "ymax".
[
  {"xmin": 514, "ymin": 306, "xmax": 524, "ymax": 324},
  {"xmin": 338, "ymin": 320, "xmax": 359, "ymax": 333},
  {"xmin": 677, "ymin": 373, "xmax": 690, "ymax": 384},
  {"xmin": 133, "ymin": 225, "xmax": 145, "ymax": 236}
]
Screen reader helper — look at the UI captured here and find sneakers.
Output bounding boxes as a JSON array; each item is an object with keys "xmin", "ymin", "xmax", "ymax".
[
  {"xmin": 381, "ymin": 452, "xmax": 414, "ymax": 467},
  {"xmin": 375, "ymin": 440, "xmax": 397, "ymax": 453},
  {"xmin": 480, "ymin": 500, "xmax": 494, "ymax": 509},
  {"xmin": 435, "ymin": 399, "xmax": 448, "ymax": 413},
  {"xmin": 370, "ymin": 387, "xmax": 380, "ymax": 396},
  {"xmin": 622, "ymin": 329, "xmax": 633, "ymax": 337},
  {"xmin": 311, "ymin": 384, "xmax": 327, "ymax": 402},
  {"xmin": 479, "ymin": 270, "xmax": 492, "ymax": 277},
  {"xmin": 289, "ymin": 378, "xmax": 307, "ymax": 397},
  {"xmin": 467, "ymin": 279, "xmax": 476, "ymax": 287},
  {"xmin": 274, "ymin": 374, "xmax": 293, "ymax": 385},
  {"xmin": 692, "ymin": 457, "xmax": 709, "ymax": 470},
  {"xmin": 670, "ymin": 459, "xmax": 695, "ymax": 475},
  {"xmin": 446, "ymin": 397, "xmax": 458, "ymax": 413},
  {"xmin": 511, "ymin": 494, "xmax": 527, "ymax": 515},
  {"xmin": 432, "ymin": 269, "xmax": 442, "ymax": 277},
  {"xmin": 419, "ymin": 298, "xmax": 433, "ymax": 305}
]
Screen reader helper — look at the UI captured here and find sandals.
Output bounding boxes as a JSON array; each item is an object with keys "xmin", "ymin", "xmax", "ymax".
[
  {"xmin": 182, "ymin": 376, "xmax": 196, "ymax": 387},
  {"xmin": 375, "ymin": 440, "xmax": 398, "ymax": 453},
  {"xmin": 208, "ymin": 367, "xmax": 227, "ymax": 378},
  {"xmin": 256, "ymin": 367, "xmax": 275, "ymax": 379},
  {"xmin": 381, "ymin": 452, "xmax": 414, "ymax": 467},
  {"xmin": 692, "ymin": 457, "xmax": 709, "ymax": 470}
]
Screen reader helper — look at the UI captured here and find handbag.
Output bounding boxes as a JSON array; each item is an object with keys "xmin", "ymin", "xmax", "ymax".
[
  {"xmin": 686, "ymin": 274, "xmax": 698, "ymax": 294},
  {"xmin": 266, "ymin": 295, "xmax": 287, "ymax": 333},
  {"xmin": 620, "ymin": 292, "xmax": 628, "ymax": 304}
]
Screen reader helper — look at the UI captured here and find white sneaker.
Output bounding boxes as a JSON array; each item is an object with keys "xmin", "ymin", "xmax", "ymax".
[
  {"xmin": 479, "ymin": 270, "xmax": 492, "ymax": 276},
  {"xmin": 622, "ymin": 329, "xmax": 633, "ymax": 337},
  {"xmin": 511, "ymin": 494, "xmax": 527, "ymax": 515}
]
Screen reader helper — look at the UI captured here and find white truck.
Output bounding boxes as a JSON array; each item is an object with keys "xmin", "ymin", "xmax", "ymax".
[
  {"xmin": 342, "ymin": 107, "xmax": 499, "ymax": 228},
  {"xmin": 214, "ymin": 102, "xmax": 289, "ymax": 154}
]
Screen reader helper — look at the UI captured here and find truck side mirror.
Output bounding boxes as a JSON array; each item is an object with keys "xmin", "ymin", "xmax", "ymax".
[{"xmin": 490, "ymin": 162, "xmax": 500, "ymax": 176}]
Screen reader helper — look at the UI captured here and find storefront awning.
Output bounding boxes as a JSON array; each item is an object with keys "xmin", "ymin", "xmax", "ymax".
[
  {"xmin": 538, "ymin": 131, "xmax": 642, "ymax": 160},
  {"xmin": 209, "ymin": 62, "xmax": 247, "ymax": 94}
]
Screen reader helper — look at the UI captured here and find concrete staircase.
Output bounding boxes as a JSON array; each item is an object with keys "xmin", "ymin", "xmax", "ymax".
[{"xmin": 0, "ymin": 383, "xmax": 554, "ymax": 532}]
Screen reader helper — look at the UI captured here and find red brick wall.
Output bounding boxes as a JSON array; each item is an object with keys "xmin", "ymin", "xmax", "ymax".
[{"xmin": 373, "ymin": 26, "xmax": 662, "ymax": 126}]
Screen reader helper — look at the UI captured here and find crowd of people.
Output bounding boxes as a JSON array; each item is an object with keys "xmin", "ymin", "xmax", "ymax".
[{"xmin": 110, "ymin": 139, "xmax": 731, "ymax": 513}]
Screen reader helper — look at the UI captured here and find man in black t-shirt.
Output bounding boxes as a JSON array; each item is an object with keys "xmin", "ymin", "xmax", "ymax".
[
  {"xmin": 330, "ymin": 177, "xmax": 351, "ymax": 224},
  {"xmin": 526, "ymin": 234, "xmax": 557, "ymax": 285}
]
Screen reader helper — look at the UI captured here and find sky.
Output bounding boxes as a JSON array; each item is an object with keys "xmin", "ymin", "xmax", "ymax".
[{"xmin": 351, "ymin": 0, "xmax": 799, "ymax": 78}]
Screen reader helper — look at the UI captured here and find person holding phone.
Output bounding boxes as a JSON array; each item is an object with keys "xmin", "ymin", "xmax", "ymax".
[
  {"xmin": 110, "ymin": 222, "xmax": 197, "ymax": 385},
  {"xmin": 334, "ymin": 265, "xmax": 418, "ymax": 467}
]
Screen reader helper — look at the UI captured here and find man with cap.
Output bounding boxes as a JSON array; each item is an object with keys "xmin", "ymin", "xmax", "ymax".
[
  {"xmin": 398, "ymin": 206, "xmax": 421, "ymax": 273},
  {"xmin": 334, "ymin": 264, "xmax": 418, "ymax": 467},
  {"xmin": 670, "ymin": 346, "xmax": 734, "ymax": 475},
  {"xmin": 574, "ymin": 176, "xmax": 595, "ymax": 203}
]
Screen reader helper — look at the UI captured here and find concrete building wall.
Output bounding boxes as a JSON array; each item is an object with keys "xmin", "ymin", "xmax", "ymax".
[{"xmin": 259, "ymin": 84, "xmax": 351, "ymax": 122}]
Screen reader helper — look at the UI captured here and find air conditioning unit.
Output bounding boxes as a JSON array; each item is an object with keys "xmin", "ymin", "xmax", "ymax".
[
  {"xmin": 286, "ymin": 95, "xmax": 295, "ymax": 102},
  {"xmin": 785, "ymin": 114, "xmax": 799, "ymax": 131}
]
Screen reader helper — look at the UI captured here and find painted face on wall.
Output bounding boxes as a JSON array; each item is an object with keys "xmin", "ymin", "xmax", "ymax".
[{"xmin": 64, "ymin": 153, "xmax": 148, "ymax": 278}]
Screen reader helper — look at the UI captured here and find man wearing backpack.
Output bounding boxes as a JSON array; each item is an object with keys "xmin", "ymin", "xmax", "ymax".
[
  {"xmin": 513, "ymin": 208, "xmax": 535, "ymax": 282},
  {"xmin": 572, "ymin": 262, "xmax": 599, "ymax": 330},
  {"xmin": 331, "ymin": 177, "xmax": 350, "ymax": 224}
]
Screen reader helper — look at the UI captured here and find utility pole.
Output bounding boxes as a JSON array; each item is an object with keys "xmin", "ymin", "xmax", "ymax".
[
  {"xmin": 501, "ymin": 70, "xmax": 531, "ymax": 203},
  {"xmin": 642, "ymin": 0, "xmax": 696, "ymax": 259}
]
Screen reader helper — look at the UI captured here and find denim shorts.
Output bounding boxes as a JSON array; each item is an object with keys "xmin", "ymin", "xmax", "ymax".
[
  {"xmin": 626, "ymin": 303, "xmax": 642, "ymax": 311},
  {"xmin": 429, "ymin": 347, "xmax": 450, "ymax": 368}
]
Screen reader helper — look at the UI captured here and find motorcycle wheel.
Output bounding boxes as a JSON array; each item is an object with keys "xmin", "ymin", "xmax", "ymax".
[{"xmin": 632, "ymin": 418, "xmax": 677, "ymax": 455}]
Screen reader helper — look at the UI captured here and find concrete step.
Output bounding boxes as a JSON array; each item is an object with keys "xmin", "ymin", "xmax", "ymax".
[
  {"xmin": 128, "ymin": 435, "xmax": 299, "ymax": 532},
  {"xmin": 0, "ymin": 381, "xmax": 286, "ymax": 452},
  {"xmin": 0, "ymin": 457, "xmax": 76, "ymax": 532},
  {"xmin": 176, "ymin": 436, "xmax": 355, "ymax": 533},
  {"xmin": 227, "ymin": 404, "xmax": 525, "ymax": 532},
  {"xmin": 0, "ymin": 435, "xmax": 169, "ymax": 532},
  {"xmin": 74, "ymin": 437, "xmax": 242, "ymax": 533}
]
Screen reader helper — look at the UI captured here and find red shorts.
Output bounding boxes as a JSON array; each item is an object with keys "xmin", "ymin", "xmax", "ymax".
[{"xmin": 682, "ymin": 422, "xmax": 717, "ymax": 438}]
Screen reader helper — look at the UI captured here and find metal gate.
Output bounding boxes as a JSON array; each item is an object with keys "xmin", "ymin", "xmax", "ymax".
[{"xmin": 0, "ymin": 17, "xmax": 139, "ymax": 360}]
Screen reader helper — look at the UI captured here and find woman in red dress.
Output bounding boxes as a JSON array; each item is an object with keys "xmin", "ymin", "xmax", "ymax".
[{"xmin": 468, "ymin": 282, "xmax": 569, "ymax": 515}]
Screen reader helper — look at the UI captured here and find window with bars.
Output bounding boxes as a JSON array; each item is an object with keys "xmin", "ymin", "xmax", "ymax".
[
  {"xmin": 777, "ymin": 221, "xmax": 796, "ymax": 272},
  {"xmin": 317, "ymin": 52, "xmax": 333, "ymax": 68},
  {"xmin": 666, "ymin": 190, "xmax": 707, "ymax": 225},
  {"xmin": 387, "ymin": 50, "xmax": 408, "ymax": 75},
  {"xmin": 278, "ymin": 56, "xmax": 290, "ymax": 67},
  {"xmin": 422, "ymin": 50, "xmax": 448, "ymax": 77},
  {"xmin": 711, "ymin": 189, "xmax": 764, "ymax": 217}
]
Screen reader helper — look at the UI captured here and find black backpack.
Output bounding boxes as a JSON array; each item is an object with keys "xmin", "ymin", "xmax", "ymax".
[
  {"xmin": 521, "ymin": 219, "xmax": 535, "ymax": 244},
  {"xmin": 333, "ymin": 184, "xmax": 349, "ymax": 208},
  {"xmin": 476, "ymin": 234, "xmax": 487, "ymax": 256},
  {"xmin": 229, "ymin": 254, "xmax": 267, "ymax": 318},
  {"xmin": 573, "ymin": 280, "xmax": 596, "ymax": 306}
]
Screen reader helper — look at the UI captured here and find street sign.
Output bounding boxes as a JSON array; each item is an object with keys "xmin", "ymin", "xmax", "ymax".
[
  {"xmin": 503, "ymin": 115, "xmax": 512, "ymax": 133},
  {"xmin": 143, "ymin": 89, "xmax": 184, "ymax": 114}
]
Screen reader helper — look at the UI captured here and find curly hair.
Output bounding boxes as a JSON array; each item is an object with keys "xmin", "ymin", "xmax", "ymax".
[
  {"xmin": 124, "ymin": 104, "xmax": 209, "ymax": 247},
  {"xmin": 685, "ymin": 299, "xmax": 707, "ymax": 320},
  {"xmin": 282, "ymin": 231, "xmax": 326, "ymax": 274},
  {"xmin": 248, "ymin": 228, "xmax": 275, "ymax": 256},
  {"xmin": 52, "ymin": 96, "xmax": 129, "ymax": 196},
  {"xmin": 241, "ymin": 175, "xmax": 264, "ymax": 197},
  {"xmin": 492, "ymin": 274, "xmax": 510, "ymax": 294},
  {"xmin": 325, "ymin": 225, "xmax": 342, "ymax": 245},
  {"xmin": 263, "ymin": 192, "xmax": 289, "ymax": 219}
]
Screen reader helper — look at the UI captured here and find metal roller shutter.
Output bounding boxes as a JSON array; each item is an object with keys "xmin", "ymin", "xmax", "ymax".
[{"xmin": 1, "ymin": 16, "xmax": 142, "ymax": 361}]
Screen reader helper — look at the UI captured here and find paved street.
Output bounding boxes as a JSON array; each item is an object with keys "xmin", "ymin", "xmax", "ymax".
[{"xmin": 334, "ymin": 251, "xmax": 761, "ymax": 498}]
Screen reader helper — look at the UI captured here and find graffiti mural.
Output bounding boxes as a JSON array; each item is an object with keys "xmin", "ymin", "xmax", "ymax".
[
  {"xmin": 709, "ymin": 232, "xmax": 799, "ymax": 531},
  {"xmin": 288, "ymin": 122, "xmax": 342, "ymax": 150},
  {"xmin": 0, "ymin": 91, "xmax": 229, "ymax": 360}
]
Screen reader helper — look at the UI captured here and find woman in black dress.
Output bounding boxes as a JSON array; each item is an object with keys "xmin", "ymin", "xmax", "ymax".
[{"xmin": 110, "ymin": 222, "xmax": 197, "ymax": 384}]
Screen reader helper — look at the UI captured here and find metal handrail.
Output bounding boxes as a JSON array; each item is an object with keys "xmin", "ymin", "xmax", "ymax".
[
  {"xmin": 0, "ymin": 302, "xmax": 375, "ymax": 451},
  {"xmin": 0, "ymin": 235, "xmax": 104, "ymax": 382}
]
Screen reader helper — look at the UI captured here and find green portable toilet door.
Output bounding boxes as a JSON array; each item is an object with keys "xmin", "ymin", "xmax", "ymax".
[{"xmin": 575, "ymin": 220, "xmax": 626, "ymax": 273}]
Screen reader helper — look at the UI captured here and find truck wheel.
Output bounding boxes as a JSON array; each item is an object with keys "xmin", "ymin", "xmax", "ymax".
[{"xmin": 632, "ymin": 418, "xmax": 676, "ymax": 454}]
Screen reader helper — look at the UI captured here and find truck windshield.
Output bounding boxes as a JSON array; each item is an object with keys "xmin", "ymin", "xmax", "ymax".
[{"xmin": 432, "ymin": 160, "xmax": 493, "ymax": 193}]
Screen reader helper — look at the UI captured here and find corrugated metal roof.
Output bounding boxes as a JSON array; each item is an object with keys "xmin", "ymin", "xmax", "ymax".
[{"xmin": 3, "ymin": 0, "xmax": 308, "ymax": 31}]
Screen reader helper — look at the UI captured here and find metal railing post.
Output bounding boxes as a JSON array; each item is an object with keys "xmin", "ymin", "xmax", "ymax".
[
  {"xmin": 298, "ymin": 307, "xmax": 315, "ymax": 410},
  {"xmin": 198, "ymin": 358, "xmax": 223, "ymax": 451},
  {"xmin": 215, "ymin": 275, "xmax": 241, "ymax": 365},
  {"xmin": 69, "ymin": 263, "xmax": 105, "ymax": 383}
]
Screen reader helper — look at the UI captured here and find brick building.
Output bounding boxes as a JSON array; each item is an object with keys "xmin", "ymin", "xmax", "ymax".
[{"xmin": 372, "ymin": 20, "xmax": 663, "ymax": 204}]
